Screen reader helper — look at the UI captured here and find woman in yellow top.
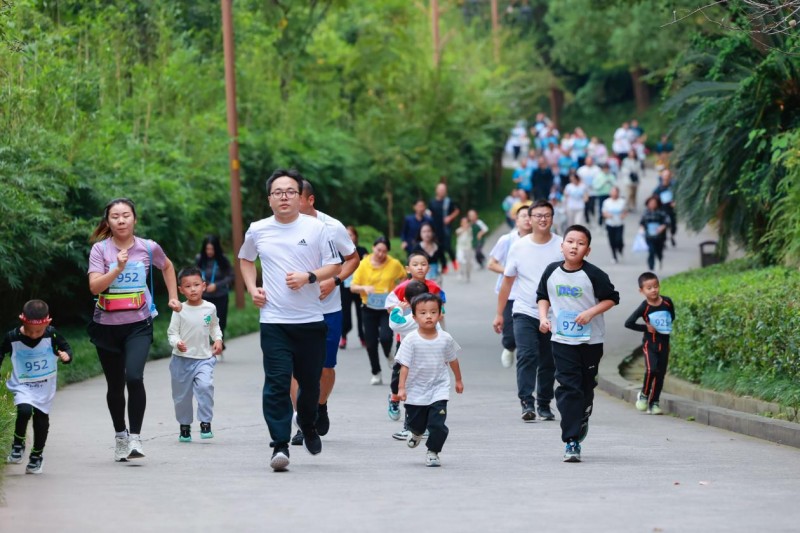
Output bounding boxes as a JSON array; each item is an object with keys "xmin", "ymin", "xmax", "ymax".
[{"xmin": 351, "ymin": 236, "xmax": 407, "ymax": 385}]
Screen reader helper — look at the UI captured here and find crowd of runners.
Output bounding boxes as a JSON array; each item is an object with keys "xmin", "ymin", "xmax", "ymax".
[{"xmin": 2, "ymin": 120, "xmax": 678, "ymax": 472}]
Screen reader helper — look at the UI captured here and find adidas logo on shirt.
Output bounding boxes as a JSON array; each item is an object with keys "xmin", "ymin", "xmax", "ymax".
[{"xmin": 298, "ymin": 239, "xmax": 307, "ymax": 246}]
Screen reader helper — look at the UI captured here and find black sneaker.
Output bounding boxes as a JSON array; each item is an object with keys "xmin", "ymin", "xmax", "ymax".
[
  {"xmin": 521, "ymin": 402, "xmax": 536, "ymax": 422},
  {"xmin": 316, "ymin": 403, "xmax": 330, "ymax": 436},
  {"xmin": 7, "ymin": 443, "xmax": 24, "ymax": 464},
  {"xmin": 537, "ymin": 404, "xmax": 556, "ymax": 421},
  {"xmin": 303, "ymin": 427, "xmax": 322, "ymax": 455},
  {"xmin": 26, "ymin": 454, "xmax": 44, "ymax": 474},
  {"xmin": 179, "ymin": 425, "xmax": 192, "ymax": 443},
  {"xmin": 270, "ymin": 445, "xmax": 290, "ymax": 471},
  {"xmin": 290, "ymin": 429, "xmax": 304, "ymax": 446},
  {"xmin": 200, "ymin": 422, "xmax": 213, "ymax": 439}
]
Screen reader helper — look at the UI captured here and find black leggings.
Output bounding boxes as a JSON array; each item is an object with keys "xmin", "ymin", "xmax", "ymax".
[
  {"xmin": 89, "ymin": 318, "xmax": 153, "ymax": 434},
  {"xmin": 606, "ymin": 225, "xmax": 624, "ymax": 260},
  {"xmin": 340, "ymin": 288, "xmax": 365, "ymax": 341},
  {"xmin": 362, "ymin": 307, "xmax": 393, "ymax": 375},
  {"xmin": 14, "ymin": 404, "xmax": 49, "ymax": 454},
  {"xmin": 204, "ymin": 293, "xmax": 229, "ymax": 339},
  {"xmin": 646, "ymin": 236, "xmax": 666, "ymax": 270}
]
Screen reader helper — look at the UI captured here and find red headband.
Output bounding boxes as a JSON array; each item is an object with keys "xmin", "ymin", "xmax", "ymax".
[{"xmin": 19, "ymin": 314, "xmax": 51, "ymax": 325}]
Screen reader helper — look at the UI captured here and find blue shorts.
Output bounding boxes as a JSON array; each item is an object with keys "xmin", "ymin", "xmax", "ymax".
[{"xmin": 323, "ymin": 311, "xmax": 343, "ymax": 369}]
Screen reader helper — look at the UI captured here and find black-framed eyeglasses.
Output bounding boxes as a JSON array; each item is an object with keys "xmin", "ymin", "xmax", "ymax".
[{"xmin": 270, "ymin": 189, "xmax": 299, "ymax": 199}]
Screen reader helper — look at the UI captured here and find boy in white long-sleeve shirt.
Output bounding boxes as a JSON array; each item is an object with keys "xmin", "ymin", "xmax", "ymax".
[{"xmin": 168, "ymin": 267, "xmax": 223, "ymax": 442}]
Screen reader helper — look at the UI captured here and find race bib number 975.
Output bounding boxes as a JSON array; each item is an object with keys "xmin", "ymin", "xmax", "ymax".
[{"xmin": 556, "ymin": 309, "xmax": 591, "ymax": 342}]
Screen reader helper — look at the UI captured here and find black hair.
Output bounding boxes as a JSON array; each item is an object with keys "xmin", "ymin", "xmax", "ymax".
[
  {"xmin": 373, "ymin": 235, "xmax": 391, "ymax": 251},
  {"xmin": 529, "ymin": 199, "xmax": 554, "ymax": 217},
  {"xmin": 404, "ymin": 280, "xmax": 430, "ymax": 303},
  {"xmin": 301, "ymin": 178, "xmax": 315, "ymax": 197},
  {"xmin": 266, "ymin": 168, "xmax": 304, "ymax": 194},
  {"xmin": 411, "ymin": 292, "xmax": 442, "ymax": 315},
  {"xmin": 346, "ymin": 225, "xmax": 359, "ymax": 243},
  {"xmin": 645, "ymin": 195, "xmax": 663, "ymax": 209},
  {"xmin": 407, "ymin": 250, "xmax": 430, "ymax": 265},
  {"xmin": 197, "ymin": 235, "xmax": 232, "ymax": 271},
  {"xmin": 638, "ymin": 271, "xmax": 659, "ymax": 288},
  {"xmin": 416, "ymin": 222, "xmax": 438, "ymax": 244},
  {"xmin": 90, "ymin": 198, "xmax": 137, "ymax": 242},
  {"xmin": 564, "ymin": 224, "xmax": 592, "ymax": 245},
  {"xmin": 22, "ymin": 299, "xmax": 49, "ymax": 320},
  {"xmin": 178, "ymin": 266, "xmax": 204, "ymax": 284}
]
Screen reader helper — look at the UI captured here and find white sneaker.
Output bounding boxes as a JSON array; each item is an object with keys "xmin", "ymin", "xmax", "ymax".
[
  {"xmin": 114, "ymin": 435, "xmax": 129, "ymax": 462},
  {"xmin": 127, "ymin": 435, "xmax": 145, "ymax": 460},
  {"xmin": 501, "ymin": 348, "xmax": 515, "ymax": 368},
  {"xmin": 425, "ymin": 450, "xmax": 441, "ymax": 467},
  {"xmin": 635, "ymin": 391, "xmax": 648, "ymax": 412},
  {"xmin": 370, "ymin": 374, "xmax": 383, "ymax": 386},
  {"xmin": 407, "ymin": 432, "xmax": 423, "ymax": 449}
]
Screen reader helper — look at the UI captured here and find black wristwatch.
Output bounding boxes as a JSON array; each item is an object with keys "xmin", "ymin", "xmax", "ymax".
[
  {"xmin": 307, "ymin": 271, "xmax": 317, "ymax": 284},
  {"xmin": 333, "ymin": 276, "xmax": 342, "ymax": 286}
]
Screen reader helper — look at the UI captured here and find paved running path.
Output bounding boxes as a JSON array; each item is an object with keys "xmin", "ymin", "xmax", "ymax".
[{"xmin": 3, "ymin": 170, "xmax": 800, "ymax": 532}]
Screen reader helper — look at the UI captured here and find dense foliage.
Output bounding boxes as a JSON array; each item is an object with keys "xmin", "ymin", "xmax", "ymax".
[{"xmin": 662, "ymin": 259, "xmax": 800, "ymax": 384}]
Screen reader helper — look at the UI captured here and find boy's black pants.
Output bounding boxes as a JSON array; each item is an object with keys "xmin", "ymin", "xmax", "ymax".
[
  {"xmin": 642, "ymin": 338, "xmax": 670, "ymax": 404},
  {"xmin": 14, "ymin": 403, "xmax": 49, "ymax": 454},
  {"xmin": 405, "ymin": 400, "xmax": 449, "ymax": 453},
  {"xmin": 552, "ymin": 342, "xmax": 603, "ymax": 442}
]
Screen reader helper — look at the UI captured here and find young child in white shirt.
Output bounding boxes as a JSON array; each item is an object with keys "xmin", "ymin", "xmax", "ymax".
[
  {"xmin": 397, "ymin": 293, "xmax": 464, "ymax": 467},
  {"xmin": 167, "ymin": 267, "xmax": 223, "ymax": 442}
]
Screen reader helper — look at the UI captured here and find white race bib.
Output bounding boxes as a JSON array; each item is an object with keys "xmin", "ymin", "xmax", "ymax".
[
  {"xmin": 556, "ymin": 309, "xmax": 591, "ymax": 342},
  {"xmin": 659, "ymin": 189, "xmax": 674, "ymax": 204},
  {"xmin": 108, "ymin": 261, "xmax": 147, "ymax": 294},
  {"xmin": 646, "ymin": 222, "xmax": 661, "ymax": 237},
  {"xmin": 13, "ymin": 343, "xmax": 57, "ymax": 383},
  {"xmin": 366, "ymin": 292, "xmax": 388, "ymax": 310}
]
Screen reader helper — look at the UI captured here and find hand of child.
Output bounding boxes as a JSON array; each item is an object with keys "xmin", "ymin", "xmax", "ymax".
[
  {"xmin": 646, "ymin": 323, "xmax": 656, "ymax": 334},
  {"xmin": 539, "ymin": 317, "xmax": 551, "ymax": 333},
  {"xmin": 319, "ymin": 278, "xmax": 335, "ymax": 300},
  {"xmin": 362, "ymin": 285, "xmax": 375, "ymax": 295},
  {"xmin": 212, "ymin": 340, "xmax": 223, "ymax": 356},
  {"xmin": 398, "ymin": 388, "xmax": 407, "ymax": 402},
  {"xmin": 575, "ymin": 310, "xmax": 594, "ymax": 325},
  {"xmin": 492, "ymin": 314, "xmax": 503, "ymax": 334},
  {"xmin": 57, "ymin": 350, "xmax": 70, "ymax": 362},
  {"xmin": 177, "ymin": 341, "xmax": 188, "ymax": 353},
  {"xmin": 455, "ymin": 380, "xmax": 464, "ymax": 394},
  {"xmin": 249, "ymin": 287, "xmax": 267, "ymax": 307},
  {"xmin": 168, "ymin": 299, "xmax": 182, "ymax": 313}
]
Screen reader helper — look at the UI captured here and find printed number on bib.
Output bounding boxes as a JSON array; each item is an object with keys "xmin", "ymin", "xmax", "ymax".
[
  {"xmin": 648, "ymin": 310, "xmax": 672, "ymax": 334},
  {"xmin": 646, "ymin": 222, "xmax": 661, "ymax": 237},
  {"xmin": 108, "ymin": 261, "xmax": 147, "ymax": 293},
  {"xmin": 13, "ymin": 344, "xmax": 57, "ymax": 383},
  {"xmin": 556, "ymin": 309, "xmax": 591, "ymax": 341},
  {"xmin": 366, "ymin": 292, "xmax": 388, "ymax": 310}
]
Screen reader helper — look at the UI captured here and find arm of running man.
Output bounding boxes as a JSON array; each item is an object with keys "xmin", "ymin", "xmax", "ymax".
[{"xmin": 239, "ymin": 259, "xmax": 267, "ymax": 307}]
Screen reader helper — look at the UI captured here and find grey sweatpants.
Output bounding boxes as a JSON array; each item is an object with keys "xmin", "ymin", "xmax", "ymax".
[{"xmin": 170, "ymin": 355, "xmax": 216, "ymax": 425}]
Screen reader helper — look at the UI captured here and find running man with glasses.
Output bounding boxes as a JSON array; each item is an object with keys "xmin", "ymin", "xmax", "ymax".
[
  {"xmin": 493, "ymin": 200, "xmax": 563, "ymax": 422},
  {"xmin": 239, "ymin": 169, "xmax": 341, "ymax": 472}
]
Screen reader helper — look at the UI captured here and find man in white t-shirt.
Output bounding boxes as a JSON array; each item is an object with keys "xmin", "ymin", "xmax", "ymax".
[
  {"xmin": 238, "ymin": 169, "xmax": 341, "ymax": 472},
  {"xmin": 493, "ymin": 201, "xmax": 563, "ymax": 422},
  {"xmin": 612, "ymin": 122, "xmax": 632, "ymax": 161},
  {"xmin": 577, "ymin": 156, "xmax": 601, "ymax": 225},
  {"xmin": 487, "ymin": 203, "xmax": 532, "ymax": 368},
  {"xmin": 288, "ymin": 178, "xmax": 359, "ymax": 446}
]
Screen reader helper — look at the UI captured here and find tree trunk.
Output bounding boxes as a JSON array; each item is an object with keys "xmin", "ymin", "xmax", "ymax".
[
  {"xmin": 630, "ymin": 67, "xmax": 650, "ymax": 114},
  {"xmin": 385, "ymin": 180, "xmax": 395, "ymax": 239},
  {"xmin": 549, "ymin": 86, "xmax": 564, "ymax": 130}
]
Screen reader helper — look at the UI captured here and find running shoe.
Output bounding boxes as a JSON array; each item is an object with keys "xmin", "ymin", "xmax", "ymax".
[
  {"xmin": 370, "ymin": 374, "xmax": 383, "ymax": 386},
  {"xmin": 179, "ymin": 425, "xmax": 192, "ymax": 443},
  {"xmin": 25, "ymin": 454, "xmax": 44, "ymax": 474},
  {"xmin": 425, "ymin": 450, "xmax": 441, "ymax": 467},
  {"xmin": 392, "ymin": 429, "xmax": 410, "ymax": 441},
  {"xmin": 537, "ymin": 404, "xmax": 556, "ymax": 421},
  {"xmin": 521, "ymin": 402, "xmax": 536, "ymax": 422},
  {"xmin": 578, "ymin": 420, "xmax": 589, "ymax": 443},
  {"xmin": 127, "ymin": 435, "xmax": 145, "ymax": 460},
  {"xmin": 635, "ymin": 391, "xmax": 648, "ymax": 411},
  {"xmin": 500, "ymin": 348, "xmax": 515, "ymax": 368},
  {"xmin": 270, "ymin": 445, "xmax": 290, "ymax": 471},
  {"xmin": 114, "ymin": 435, "xmax": 129, "ymax": 462},
  {"xmin": 200, "ymin": 422, "xmax": 214, "ymax": 439},
  {"xmin": 648, "ymin": 402, "xmax": 664, "ymax": 415},
  {"xmin": 407, "ymin": 432, "xmax": 423, "ymax": 449},
  {"xmin": 7, "ymin": 444, "xmax": 24, "ymax": 464},
  {"xmin": 291, "ymin": 429, "xmax": 304, "ymax": 446},
  {"xmin": 388, "ymin": 395, "xmax": 401, "ymax": 421},
  {"xmin": 339, "ymin": 337, "xmax": 347, "ymax": 349},
  {"xmin": 316, "ymin": 404, "xmax": 330, "ymax": 436},
  {"xmin": 563, "ymin": 441, "xmax": 581, "ymax": 463},
  {"xmin": 303, "ymin": 427, "xmax": 322, "ymax": 455}
]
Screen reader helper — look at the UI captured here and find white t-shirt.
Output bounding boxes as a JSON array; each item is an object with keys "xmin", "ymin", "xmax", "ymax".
[
  {"xmin": 395, "ymin": 330, "xmax": 460, "ymax": 406},
  {"xmin": 316, "ymin": 211, "xmax": 356, "ymax": 314},
  {"xmin": 238, "ymin": 214, "xmax": 339, "ymax": 324},
  {"xmin": 489, "ymin": 230, "xmax": 521, "ymax": 294},
  {"xmin": 564, "ymin": 183, "xmax": 587, "ymax": 210},
  {"xmin": 612, "ymin": 127, "xmax": 631, "ymax": 154},
  {"xmin": 577, "ymin": 164, "xmax": 600, "ymax": 195},
  {"xmin": 602, "ymin": 197, "xmax": 627, "ymax": 227},
  {"xmin": 504, "ymin": 233, "xmax": 564, "ymax": 319},
  {"xmin": 167, "ymin": 300, "xmax": 223, "ymax": 359}
]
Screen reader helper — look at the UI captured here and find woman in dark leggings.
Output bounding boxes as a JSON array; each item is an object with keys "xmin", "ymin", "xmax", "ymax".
[
  {"xmin": 639, "ymin": 196, "xmax": 670, "ymax": 270},
  {"xmin": 196, "ymin": 235, "xmax": 234, "ymax": 344},
  {"xmin": 87, "ymin": 198, "xmax": 181, "ymax": 462}
]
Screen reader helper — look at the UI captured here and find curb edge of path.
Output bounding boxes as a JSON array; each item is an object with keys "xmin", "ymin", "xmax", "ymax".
[{"xmin": 598, "ymin": 356, "xmax": 800, "ymax": 449}]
